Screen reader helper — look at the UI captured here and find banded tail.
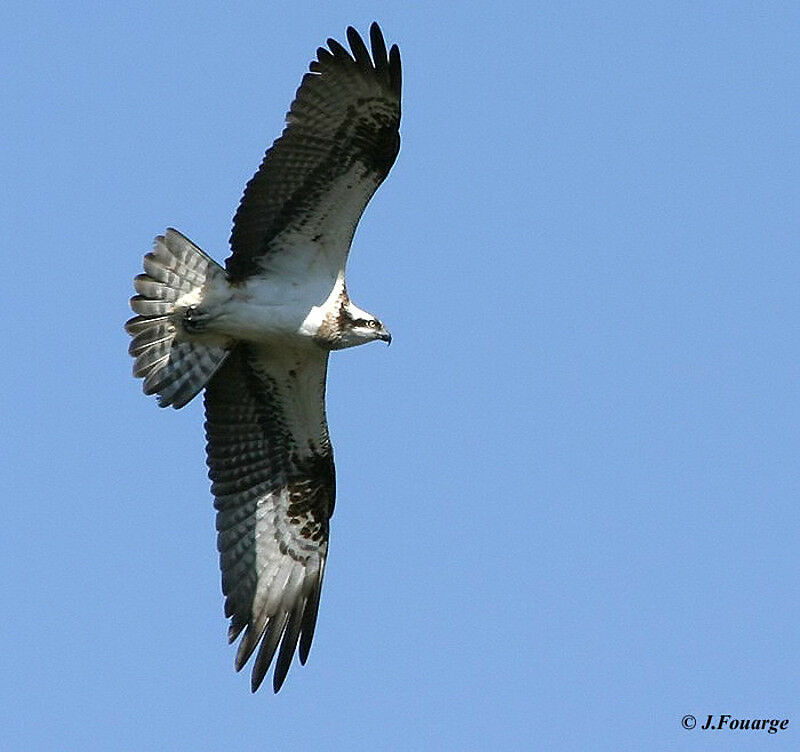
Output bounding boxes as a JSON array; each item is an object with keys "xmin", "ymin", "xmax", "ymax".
[{"xmin": 125, "ymin": 229, "xmax": 229, "ymax": 409}]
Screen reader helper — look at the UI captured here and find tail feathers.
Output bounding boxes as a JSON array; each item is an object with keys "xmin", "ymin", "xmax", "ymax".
[
  {"xmin": 143, "ymin": 340, "xmax": 228, "ymax": 409},
  {"xmin": 126, "ymin": 229, "xmax": 229, "ymax": 409}
]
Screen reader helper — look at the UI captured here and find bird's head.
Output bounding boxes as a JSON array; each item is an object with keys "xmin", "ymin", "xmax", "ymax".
[{"xmin": 335, "ymin": 301, "xmax": 391, "ymax": 349}]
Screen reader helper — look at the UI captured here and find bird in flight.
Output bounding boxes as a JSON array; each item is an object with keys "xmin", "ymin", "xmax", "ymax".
[{"xmin": 125, "ymin": 23, "xmax": 401, "ymax": 693}]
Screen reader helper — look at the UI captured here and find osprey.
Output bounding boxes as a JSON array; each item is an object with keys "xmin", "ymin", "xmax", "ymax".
[{"xmin": 125, "ymin": 23, "xmax": 401, "ymax": 693}]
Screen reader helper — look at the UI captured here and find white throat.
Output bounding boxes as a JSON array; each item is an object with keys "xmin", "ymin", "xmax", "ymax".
[{"xmin": 299, "ymin": 270, "xmax": 347, "ymax": 337}]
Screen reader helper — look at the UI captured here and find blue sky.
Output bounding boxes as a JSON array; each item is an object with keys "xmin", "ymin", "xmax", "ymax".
[{"xmin": 2, "ymin": 1, "xmax": 798, "ymax": 749}]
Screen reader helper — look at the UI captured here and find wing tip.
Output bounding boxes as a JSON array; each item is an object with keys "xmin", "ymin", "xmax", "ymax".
[
  {"xmin": 326, "ymin": 36, "xmax": 352, "ymax": 64},
  {"xmin": 346, "ymin": 25, "xmax": 371, "ymax": 70},
  {"xmin": 232, "ymin": 572, "xmax": 325, "ymax": 693},
  {"xmin": 298, "ymin": 568, "xmax": 324, "ymax": 665},
  {"xmin": 249, "ymin": 611, "xmax": 289, "ymax": 693},
  {"xmin": 312, "ymin": 23, "xmax": 400, "ymax": 96},
  {"xmin": 272, "ymin": 608, "xmax": 303, "ymax": 693},
  {"xmin": 370, "ymin": 22, "xmax": 388, "ymax": 67},
  {"xmin": 389, "ymin": 44, "xmax": 402, "ymax": 94}
]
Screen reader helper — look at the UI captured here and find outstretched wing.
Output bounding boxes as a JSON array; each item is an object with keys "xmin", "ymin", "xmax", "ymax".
[
  {"xmin": 204, "ymin": 345, "xmax": 335, "ymax": 693},
  {"xmin": 226, "ymin": 22, "xmax": 402, "ymax": 281}
]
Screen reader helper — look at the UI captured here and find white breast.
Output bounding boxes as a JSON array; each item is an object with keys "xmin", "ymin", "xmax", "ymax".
[{"xmin": 210, "ymin": 265, "xmax": 345, "ymax": 345}]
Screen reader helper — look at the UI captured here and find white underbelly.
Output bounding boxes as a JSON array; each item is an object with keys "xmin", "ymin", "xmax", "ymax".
[
  {"xmin": 205, "ymin": 272, "xmax": 342, "ymax": 345},
  {"xmin": 217, "ymin": 299, "xmax": 309, "ymax": 342}
]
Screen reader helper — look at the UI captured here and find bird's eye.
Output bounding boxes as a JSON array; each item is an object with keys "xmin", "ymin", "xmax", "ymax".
[{"xmin": 368, "ymin": 320, "xmax": 379, "ymax": 328}]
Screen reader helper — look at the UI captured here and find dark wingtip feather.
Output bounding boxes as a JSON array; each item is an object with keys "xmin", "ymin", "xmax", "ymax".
[
  {"xmin": 251, "ymin": 664, "xmax": 266, "ymax": 693},
  {"xmin": 389, "ymin": 44, "xmax": 402, "ymax": 95},
  {"xmin": 298, "ymin": 587, "xmax": 321, "ymax": 665},
  {"xmin": 228, "ymin": 624, "xmax": 246, "ymax": 644},
  {"xmin": 251, "ymin": 614, "xmax": 287, "ymax": 693},
  {"xmin": 234, "ymin": 624, "xmax": 263, "ymax": 672},
  {"xmin": 224, "ymin": 597, "xmax": 235, "ymax": 618},
  {"xmin": 273, "ymin": 608, "xmax": 303, "ymax": 693},
  {"xmin": 369, "ymin": 22, "xmax": 388, "ymax": 73},
  {"xmin": 346, "ymin": 26, "xmax": 371, "ymax": 71},
  {"xmin": 327, "ymin": 37, "xmax": 352, "ymax": 63},
  {"xmin": 314, "ymin": 46, "xmax": 334, "ymax": 67},
  {"xmin": 228, "ymin": 612, "xmax": 247, "ymax": 643}
]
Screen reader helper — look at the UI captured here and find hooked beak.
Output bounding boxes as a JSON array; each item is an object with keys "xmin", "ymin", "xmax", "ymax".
[{"xmin": 378, "ymin": 327, "xmax": 392, "ymax": 345}]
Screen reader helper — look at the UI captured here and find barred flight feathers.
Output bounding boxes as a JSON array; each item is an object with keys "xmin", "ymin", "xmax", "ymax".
[
  {"xmin": 205, "ymin": 346, "xmax": 334, "ymax": 692},
  {"xmin": 227, "ymin": 22, "xmax": 401, "ymax": 280}
]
